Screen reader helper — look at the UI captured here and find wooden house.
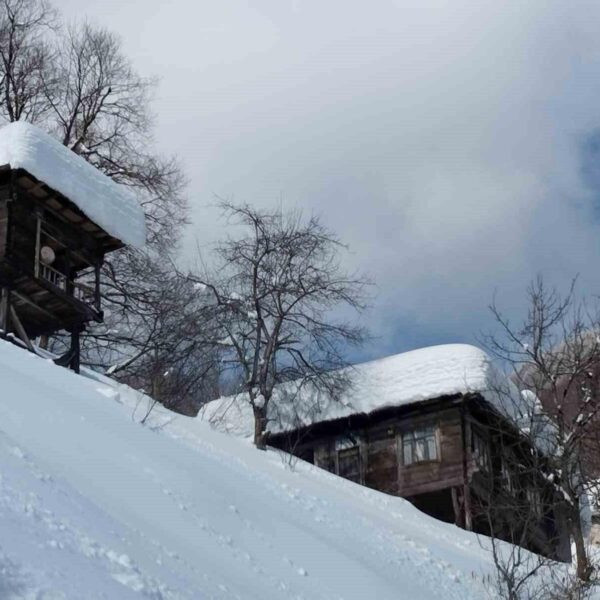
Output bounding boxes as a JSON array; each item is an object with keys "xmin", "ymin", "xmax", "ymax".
[
  {"xmin": 203, "ymin": 344, "xmax": 571, "ymax": 562},
  {"xmin": 0, "ymin": 122, "xmax": 145, "ymax": 371}
]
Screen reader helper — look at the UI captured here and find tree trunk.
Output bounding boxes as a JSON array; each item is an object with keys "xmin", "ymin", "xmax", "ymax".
[
  {"xmin": 570, "ymin": 503, "xmax": 591, "ymax": 581},
  {"xmin": 253, "ymin": 405, "xmax": 268, "ymax": 450}
]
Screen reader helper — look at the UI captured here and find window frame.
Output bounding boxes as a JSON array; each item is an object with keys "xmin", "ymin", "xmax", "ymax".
[
  {"xmin": 332, "ymin": 435, "xmax": 362, "ymax": 483},
  {"xmin": 401, "ymin": 424, "xmax": 440, "ymax": 466},
  {"xmin": 500, "ymin": 456, "xmax": 514, "ymax": 493},
  {"xmin": 526, "ymin": 487, "xmax": 543, "ymax": 518},
  {"xmin": 337, "ymin": 445, "xmax": 362, "ymax": 483},
  {"xmin": 472, "ymin": 429, "xmax": 491, "ymax": 473}
]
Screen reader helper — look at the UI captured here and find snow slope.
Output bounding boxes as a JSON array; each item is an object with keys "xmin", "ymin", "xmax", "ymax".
[
  {"xmin": 0, "ymin": 338, "xmax": 500, "ymax": 599},
  {"xmin": 0, "ymin": 122, "xmax": 145, "ymax": 248}
]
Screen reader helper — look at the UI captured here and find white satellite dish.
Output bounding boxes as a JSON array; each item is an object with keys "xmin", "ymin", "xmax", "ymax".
[{"xmin": 40, "ymin": 245, "xmax": 56, "ymax": 265}]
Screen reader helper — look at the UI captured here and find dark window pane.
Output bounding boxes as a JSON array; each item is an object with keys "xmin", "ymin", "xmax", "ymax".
[
  {"xmin": 472, "ymin": 433, "xmax": 489, "ymax": 471},
  {"xmin": 317, "ymin": 455, "xmax": 336, "ymax": 473},
  {"xmin": 338, "ymin": 447, "xmax": 361, "ymax": 483},
  {"xmin": 402, "ymin": 426, "xmax": 438, "ymax": 465},
  {"xmin": 427, "ymin": 437, "xmax": 437, "ymax": 460},
  {"xmin": 403, "ymin": 439, "xmax": 413, "ymax": 465}
]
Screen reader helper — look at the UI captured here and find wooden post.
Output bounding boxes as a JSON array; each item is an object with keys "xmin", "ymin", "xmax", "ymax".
[
  {"xmin": 460, "ymin": 399, "xmax": 474, "ymax": 531},
  {"xmin": 69, "ymin": 326, "xmax": 81, "ymax": 374},
  {"xmin": 0, "ymin": 287, "xmax": 9, "ymax": 333},
  {"xmin": 451, "ymin": 486, "xmax": 463, "ymax": 527},
  {"xmin": 34, "ymin": 213, "xmax": 41, "ymax": 278},
  {"xmin": 94, "ymin": 261, "xmax": 101, "ymax": 312},
  {"xmin": 9, "ymin": 305, "xmax": 34, "ymax": 351},
  {"xmin": 359, "ymin": 432, "xmax": 368, "ymax": 486},
  {"xmin": 65, "ymin": 251, "xmax": 72, "ymax": 295},
  {"xmin": 6, "ymin": 171, "xmax": 13, "ymax": 257},
  {"xmin": 463, "ymin": 483, "xmax": 473, "ymax": 531}
]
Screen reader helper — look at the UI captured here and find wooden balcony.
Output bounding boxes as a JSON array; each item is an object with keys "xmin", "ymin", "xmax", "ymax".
[
  {"xmin": 37, "ymin": 262, "xmax": 100, "ymax": 313},
  {"xmin": 0, "ymin": 252, "xmax": 102, "ymax": 338}
]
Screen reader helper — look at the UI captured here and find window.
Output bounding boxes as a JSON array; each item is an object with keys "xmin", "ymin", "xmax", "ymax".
[
  {"xmin": 402, "ymin": 426, "xmax": 438, "ymax": 465},
  {"xmin": 332, "ymin": 436, "xmax": 362, "ymax": 483},
  {"xmin": 526, "ymin": 488, "xmax": 543, "ymax": 518},
  {"xmin": 472, "ymin": 431, "xmax": 490, "ymax": 472},
  {"xmin": 501, "ymin": 458, "xmax": 513, "ymax": 492},
  {"xmin": 315, "ymin": 451, "xmax": 335, "ymax": 474},
  {"xmin": 337, "ymin": 447, "xmax": 361, "ymax": 483},
  {"xmin": 314, "ymin": 447, "xmax": 335, "ymax": 473}
]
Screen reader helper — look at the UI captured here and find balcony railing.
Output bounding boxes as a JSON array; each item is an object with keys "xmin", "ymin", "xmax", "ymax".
[
  {"xmin": 72, "ymin": 280, "xmax": 97, "ymax": 307},
  {"xmin": 39, "ymin": 262, "xmax": 67, "ymax": 292},
  {"xmin": 38, "ymin": 262, "xmax": 99, "ymax": 312}
]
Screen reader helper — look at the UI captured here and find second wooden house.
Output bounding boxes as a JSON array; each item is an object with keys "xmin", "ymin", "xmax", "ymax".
[{"xmin": 202, "ymin": 343, "xmax": 571, "ymax": 562}]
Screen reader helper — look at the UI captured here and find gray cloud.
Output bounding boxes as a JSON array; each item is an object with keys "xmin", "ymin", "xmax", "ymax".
[{"xmin": 55, "ymin": 0, "xmax": 600, "ymax": 358}]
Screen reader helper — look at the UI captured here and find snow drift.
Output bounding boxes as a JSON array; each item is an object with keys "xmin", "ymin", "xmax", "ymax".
[{"xmin": 0, "ymin": 338, "xmax": 503, "ymax": 599}]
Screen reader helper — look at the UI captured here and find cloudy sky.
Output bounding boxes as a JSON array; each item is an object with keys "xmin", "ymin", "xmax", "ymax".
[{"xmin": 54, "ymin": 0, "xmax": 600, "ymax": 360}]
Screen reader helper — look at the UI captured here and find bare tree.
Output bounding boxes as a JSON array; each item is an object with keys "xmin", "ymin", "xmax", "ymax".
[
  {"xmin": 45, "ymin": 21, "xmax": 187, "ymax": 248},
  {"xmin": 47, "ymin": 252, "xmax": 221, "ymax": 415},
  {"xmin": 478, "ymin": 416, "xmax": 561, "ymax": 600},
  {"xmin": 483, "ymin": 276, "xmax": 600, "ymax": 583},
  {"xmin": 188, "ymin": 202, "xmax": 370, "ymax": 449},
  {"xmin": 0, "ymin": 3, "xmax": 188, "ymax": 248},
  {"xmin": 0, "ymin": 1, "xmax": 191, "ymax": 390},
  {"xmin": 0, "ymin": 0, "xmax": 56, "ymax": 123},
  {"xmin": 47, "ymin": 22, "xmax": 189, "ymax": 380}
]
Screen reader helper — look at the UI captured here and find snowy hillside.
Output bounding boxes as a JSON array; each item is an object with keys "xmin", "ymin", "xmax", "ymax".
[{"xmin": 0, "ymin": 338, "xmax": 502, "ymax": 599}]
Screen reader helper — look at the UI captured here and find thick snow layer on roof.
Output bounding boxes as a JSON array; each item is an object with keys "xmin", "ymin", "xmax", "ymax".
[
  {"xmin": 201, "ymin": 343, "xmax": 516, "ymax": 438},
  {"xmin": 0, "ymin": 122, "xmax": 145, "ymax": 248}
]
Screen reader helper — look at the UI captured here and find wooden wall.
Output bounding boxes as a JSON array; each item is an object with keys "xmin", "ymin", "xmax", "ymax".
[
  {"xmin": 0, "ymin": 198, "xmax": 7, "ymax": 262},
  {"xmin": 311, "ymin": 406, "xmax": 465, "ymax": 498},
  {"xmin": 398, "ymin": 408, "xmax": 465, "ymax": 496},
  {"xmin": 364, "ymin": 425, "xmax": 398, "ymax": 494},
  {"xmin": 274, "ymin": 396, "xmax": 571, "ymax": 562},
  {"xmin": 0, "ymin": 177, "xmax": 104, "ymax": 337}
]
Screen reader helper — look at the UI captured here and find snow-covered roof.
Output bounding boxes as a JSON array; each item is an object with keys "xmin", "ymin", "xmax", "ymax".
[
  {"xmin": 0, "ymin": 122, "xmax": 145, "ymax": 248},
  {"xmin": 202, "ymin": 343, "xmax": 516, "ymax": 438}
]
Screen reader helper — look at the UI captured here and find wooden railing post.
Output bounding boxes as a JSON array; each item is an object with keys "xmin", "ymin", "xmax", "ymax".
[
  {"xmin": 65, "ymin": 249, "xmax": 72, "ymax": 296},
  {"xmin": 94, "ymin": 261, "xmax": 101, "ymax": 312},
  {"xmin": 34, "ymin": 213, "xmax": 41, "ymax": 278}
]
